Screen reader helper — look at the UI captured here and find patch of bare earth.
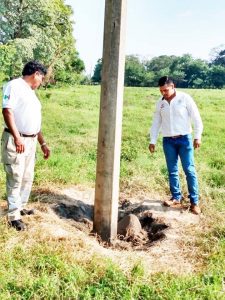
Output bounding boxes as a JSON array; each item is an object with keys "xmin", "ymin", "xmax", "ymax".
[{"xmin": 0, "ymin": 186, "xmax": 205, "ymax": 274}]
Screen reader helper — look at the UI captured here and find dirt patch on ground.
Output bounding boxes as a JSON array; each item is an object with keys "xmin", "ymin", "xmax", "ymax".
[{"xmin": 0, "ymin": 186, "xmax": 204, "ymax": 274}]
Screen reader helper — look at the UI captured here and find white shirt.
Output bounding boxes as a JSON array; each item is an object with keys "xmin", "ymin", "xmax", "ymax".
[
  {"xmin": 2, "ymin": 78, "xmax": 42, "ymax": 135},
  {"xmin": 150, "ymin": 91, "xmax": 203, "ymax": 144}
]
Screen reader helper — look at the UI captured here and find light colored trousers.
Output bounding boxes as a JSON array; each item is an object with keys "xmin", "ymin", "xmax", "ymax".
[{"xmin": 1, "ymin": 131, "xmax": 37, "ymax": 221}]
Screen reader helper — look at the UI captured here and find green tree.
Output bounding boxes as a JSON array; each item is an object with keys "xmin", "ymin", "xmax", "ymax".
[
  {"xmin": 0, "ymin": 0, "xmax": 84, "ymax": 83},
  {"xmin": 184, "ymin": 59, "xmax": 209, "ymax": 88},
  {"xmin": 91, "ymin": 58, "xmax": 102, "ymax": 83},
  {"xmin": 124, "ymin": 55, "xmax": 146, "ymax": 87},
  {"xmin": 169, "ymin": 54, "xmax": 193, "ymax": 87},
  {"xmin": 92, "ymin": 51, "xmax": 225, "ymax": 89},
  {"xmin": 142, "ymin": 71, "xmax": 155, "ymax": 87},
  {"xmin": 210, "ymin": 44, "xmax": 225, "ymax": 67},
  {"xmin": 54, "ymin": 51, "xmax": 85, "ymax": 84},
  {"xmin": 208, "ymin": 65, "xmax": 225, "ymax": 88},
  {"xmin": 92, "ymin": 56, "xmax": 152, "ymax": 87},
  {"xmin": 145, "ymin": 55, "xmax": 177, "ymax": 85},
  {"xmin": 0, "ymin": 44, "xmax": 16, "ymax": 81},
  {"xmin": 145, "ymin": 55, "xmax": 176, "ymax": 73}
]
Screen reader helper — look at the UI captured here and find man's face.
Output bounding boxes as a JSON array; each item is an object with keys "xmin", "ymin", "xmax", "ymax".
[
  {"xmin": 31, "ymin": 71, "xmax": 45, "ymax": 89},
  {"xmin": 159, "ymin": 83, "xmax": 175, "ymax": 100}
]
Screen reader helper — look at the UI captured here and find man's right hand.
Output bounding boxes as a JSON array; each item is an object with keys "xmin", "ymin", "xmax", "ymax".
[
  {"xmin": 149, "ymin": 144, "xmax": 155, "ymax": 153},
  {"xmin": 14, "ymin": 136, "xmax": 25, "ymax": 153},
  {"xmin": 2, "ymin": 108, "xmax": 25, "ymax": 153}
]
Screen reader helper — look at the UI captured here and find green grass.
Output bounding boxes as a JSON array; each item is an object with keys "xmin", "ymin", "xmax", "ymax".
[
  {"xmin": 0, "ymin": 221, "xmax": 224, "ymax": 299},
  {"xmin": 1, "ymin": 85, "xmax": 223, "ymax": 199},
  {"xmin": 0, "ymin": 85, "xmax": 225, "ymax": 299},
  {"xmin": 0, "ymin": 217, "xmax": 224, "ymax": 299}
]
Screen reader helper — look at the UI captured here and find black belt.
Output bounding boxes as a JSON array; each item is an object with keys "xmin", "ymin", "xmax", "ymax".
[
  {"xmin": 4, "ymin": 128, "xmax": 38, "ymax": 138},
  {"xmin": 170, "ymin": 135, "xmax": 183, "ymax": 139}
]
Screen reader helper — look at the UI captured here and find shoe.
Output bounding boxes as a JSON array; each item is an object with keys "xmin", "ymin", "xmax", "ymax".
[
  {"xmin": 8, "ymin": 219, "xmax": 26, "ymax": 231},
  {"xmin": 163, "ymin": 199, "xmax": 181, "ymax": 207},
  {"xmin": 190, "ymin": 204, "xmax": 201, "ymax": 215},
  {"xmin": 21, "ymin": 209, "xmax": 35, "ymax": 216}
]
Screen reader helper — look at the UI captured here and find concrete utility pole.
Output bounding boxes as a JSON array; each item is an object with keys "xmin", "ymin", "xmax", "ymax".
[{"xmin": 93, "ymin": 0, "xmax": 127, "ymax": 242}]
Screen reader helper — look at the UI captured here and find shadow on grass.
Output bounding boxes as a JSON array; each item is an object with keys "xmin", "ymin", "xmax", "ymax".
[{"xmin": 31, "ymin": 188, "xmax": 94, "ymax": 222}]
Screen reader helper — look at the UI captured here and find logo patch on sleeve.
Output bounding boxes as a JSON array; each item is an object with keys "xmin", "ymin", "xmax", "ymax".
[{"xmin": 3, "ymin": 94, "xmax": 10, "ymax": 100}]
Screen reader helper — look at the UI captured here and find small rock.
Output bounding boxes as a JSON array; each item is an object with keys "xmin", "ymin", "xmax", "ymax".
[{"xmin": 117, "ymin": 214, "xmax": 142, "ymax": 238}]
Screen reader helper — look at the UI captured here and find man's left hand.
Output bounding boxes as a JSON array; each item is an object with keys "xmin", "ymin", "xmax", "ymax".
[
  {"xmin": 41, "ymin": 144, "xmax": 50, "ymax": 159},
  {"xmin": 193, "ymin": 139, "xmax": 201, "ymax": 149}
]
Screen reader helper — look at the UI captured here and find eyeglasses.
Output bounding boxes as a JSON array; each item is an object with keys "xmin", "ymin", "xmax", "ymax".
[{"xmin": 36, "ymin": 71, "xmax": 45, "ymax": 81}]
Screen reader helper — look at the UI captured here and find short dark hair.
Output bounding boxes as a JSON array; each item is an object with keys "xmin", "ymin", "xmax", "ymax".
[
  {"xmin": 22, "ymin": 60, "xmax": 47, "ymax": 76},
  {"xmin": 158, "ymin": 76, "xmax": 174, "ymax": 87}
]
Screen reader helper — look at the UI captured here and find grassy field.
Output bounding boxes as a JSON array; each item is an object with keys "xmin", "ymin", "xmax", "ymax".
[{"xmin": 0, "ymin": 85, "xmax": 224, "ymax": 299}]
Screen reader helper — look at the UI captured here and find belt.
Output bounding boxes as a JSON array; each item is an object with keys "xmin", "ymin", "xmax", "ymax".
[
  {"xmin": 4, "ymin": 128, "xmax": 38, "ymax": 138},
  {"xmin": 170, "ymin": 135, "xmax": 183, "ymax": 139}
]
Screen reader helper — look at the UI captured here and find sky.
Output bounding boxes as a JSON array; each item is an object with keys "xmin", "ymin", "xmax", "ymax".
[{"xmin": 65, "ymin": 0, "xmax": 225, "ymax": 75}]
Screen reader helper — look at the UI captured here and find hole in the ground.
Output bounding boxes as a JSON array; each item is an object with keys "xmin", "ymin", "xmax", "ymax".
[{"xmin": 52, "ymin": 200, "xmax": 169, "ymax": 249}]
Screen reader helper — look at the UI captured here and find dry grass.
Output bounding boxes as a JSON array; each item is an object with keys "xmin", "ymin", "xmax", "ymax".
[{"xmin": 0, "ymin": 186, "xmax": 208, "ymax": 276}]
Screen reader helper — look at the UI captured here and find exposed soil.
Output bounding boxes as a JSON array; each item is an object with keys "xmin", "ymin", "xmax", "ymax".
[{"xmin": 0, "ymin": 186, "xmax": 203, "ymax": 274}]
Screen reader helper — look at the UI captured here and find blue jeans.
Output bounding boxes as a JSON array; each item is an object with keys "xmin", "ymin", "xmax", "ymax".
[{"xmin": 163, "ymin": 134, "xmax": 199, "ymax": 205}]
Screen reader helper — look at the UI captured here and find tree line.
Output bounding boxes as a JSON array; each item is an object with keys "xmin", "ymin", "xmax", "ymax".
[
  {"xmin": 1, "ymin": 1, "xmax": 225, "ymax": 89},
  {"xmin": 92, "ymin": 47, "xmax": 225, "ymax": 89}
]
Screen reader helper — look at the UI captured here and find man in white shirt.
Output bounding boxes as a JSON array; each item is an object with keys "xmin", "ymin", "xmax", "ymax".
[
  {"xmin": 1, "ymin": 61, "xmax": 50, "ymax": 230},
  {"xmin": 149, "ymin": 76, "xmax": 203, "ymax": 215}
]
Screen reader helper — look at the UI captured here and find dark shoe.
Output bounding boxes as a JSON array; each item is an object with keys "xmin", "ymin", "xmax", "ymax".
[
  {"xmin": 21, "ymin": 209, "xmax": 35, "ymax": 216},
  {"xmin": 190, "ymin": 204, "xmax": 201, "ymax": 215},
  {"xmin": 8, "ymin": 219, "xmax": 26, "ymax": 231}
]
